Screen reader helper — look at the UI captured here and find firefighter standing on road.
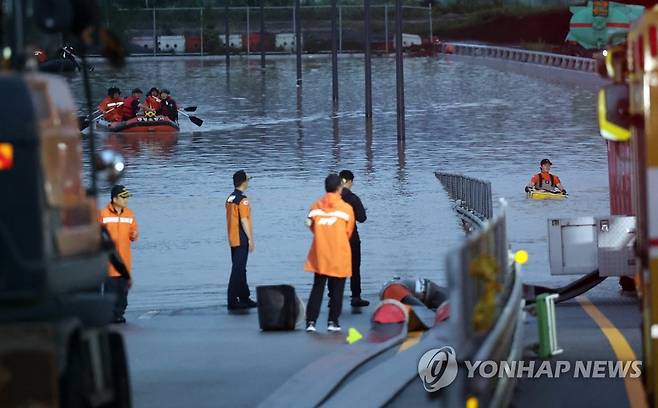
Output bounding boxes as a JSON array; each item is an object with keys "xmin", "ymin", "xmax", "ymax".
[
  {"xmin": 225, "ymin": 170, "xmax": 257, "ymax": 310},
  {"xmin": 99, "ymin": 185, "xmax": 139, "ymax": 324},
  {"xmin": 339, "ymin": 170, "xmax": 369, "ymax": 307},
  {"xmin": 304, "ymin": 174, "xmax": 355, "ymax": 333}
]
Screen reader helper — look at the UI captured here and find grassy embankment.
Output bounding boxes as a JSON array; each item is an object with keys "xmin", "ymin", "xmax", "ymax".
[{"xmin": 430, "ymin": 5, "xmax": 571, "ymax": 53}]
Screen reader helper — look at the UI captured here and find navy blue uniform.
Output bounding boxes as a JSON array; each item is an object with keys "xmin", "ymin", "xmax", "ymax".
[
  {"xmin": 341, "ymin": 187, "xmax": 367, "ymax": 298},
  {"xmin": 225, "ymin": 189, "xmax": 252, "ymax": 306}
]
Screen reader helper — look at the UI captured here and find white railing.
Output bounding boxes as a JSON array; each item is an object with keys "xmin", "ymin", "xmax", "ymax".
[{"xmin": 442, "ymin": 42, "xmax": 597, "ymax": 73}]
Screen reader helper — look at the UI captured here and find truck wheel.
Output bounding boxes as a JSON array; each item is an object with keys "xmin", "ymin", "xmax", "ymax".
[
  {"xmin": 60, "ymin": 338, "xmax": 91, "ymax": 408},
  {"xmin": 106, "ymin": 331, "xmax": 131, "ymax": 408}
]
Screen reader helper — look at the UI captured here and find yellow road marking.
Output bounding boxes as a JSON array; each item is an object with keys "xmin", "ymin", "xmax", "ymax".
[
  {"xmin": 398, "ymin": 331, "xmax": 423, "ymax": 352},
  {"xmin": 577, "ymin": 295, "xmax": 648, "ymax": 408}
]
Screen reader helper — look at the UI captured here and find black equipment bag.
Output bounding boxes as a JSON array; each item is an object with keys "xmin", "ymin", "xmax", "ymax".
[{"xmin": 256, "ymin": 285, "xmax": 302, "ymax": 331}]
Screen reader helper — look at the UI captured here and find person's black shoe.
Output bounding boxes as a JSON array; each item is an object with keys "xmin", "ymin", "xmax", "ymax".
[
  {"xmin": 351, "ymin": 298, "xmax": 370, "ymax": 307},
  {"xmin": 241, "ymin": 298, "xmax": 258, "ymax": 308},
  {"xmin": 227, "ymin": 302, "xmax": 249, "ymax": 311},
  {"xmin": 112, "ymin": 317, "xmax": 126, "ymax": 324}
]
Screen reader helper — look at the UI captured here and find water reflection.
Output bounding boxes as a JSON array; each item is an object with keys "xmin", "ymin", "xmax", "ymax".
[
  {"xmin": 397, "ymin": 138, "xmax": 406, "ymax": 181},
  {"xmin": 71, "ymin": 56, "xmax": 605, "ymax": 311},
  {"xmin": 332, "ymin": 115, "xmax": 340, "ymax": 167},
  {"xmin": 103, "ymin": 133, "xmax": 178, "ymax": 159},
  {"xmin": 365, "ymin": 118, "xmax": 374, "ymax": 175}
]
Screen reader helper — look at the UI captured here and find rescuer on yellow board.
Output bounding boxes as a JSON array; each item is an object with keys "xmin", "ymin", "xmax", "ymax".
[{"xmin": 525, "ymin": 159, "xmax": 567, "ymax": 194}]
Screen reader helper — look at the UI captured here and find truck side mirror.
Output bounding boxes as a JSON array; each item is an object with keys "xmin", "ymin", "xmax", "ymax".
[
  {"xmin": 597, "ymin": 43, "xmax": 628, "ymax": 82},
  {"xmin": 94, "ymin": 150, "xmax": 125, "ymax": 182},
  {"xmin": 598, "ymin": 83, "xmax": 630, "ymax": 142}
]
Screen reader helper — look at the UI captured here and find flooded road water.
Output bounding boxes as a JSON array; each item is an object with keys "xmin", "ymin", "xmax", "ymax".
[{"xmin": 70, "ymin": 55, "xmax": 607, "ymax": 312}]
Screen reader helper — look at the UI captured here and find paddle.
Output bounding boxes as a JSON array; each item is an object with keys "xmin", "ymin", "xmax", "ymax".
[
  {"xmin": 80, "ymin": 104, "xmax": 123, "ymax": 131},
  {"xmin": 178, "ymin": 109, "xmax": 203, "ymax": 127},
  {"xmin": 78, "ymin": 108, "xmax": 102, "ymax": 129},
  {"xmin": 146, "ymin": 96, "xmax": 195, "ymax": 112},
  {"xmin": 78, "ymin": 101, "xmax": 124, "ymax": 128},
  {"xmin": 151, "ymin": 94, "xmax": 196, "ymax": 113}
]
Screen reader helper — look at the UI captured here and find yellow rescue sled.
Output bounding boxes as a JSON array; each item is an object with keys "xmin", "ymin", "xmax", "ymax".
[{"xmin": 527, "ymin": 189, "xmax": 567, "ymax": 201}]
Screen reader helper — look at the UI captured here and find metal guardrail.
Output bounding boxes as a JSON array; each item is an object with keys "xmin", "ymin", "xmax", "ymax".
[
  {"xmin": 446, "ymin": 203, "xmax": 522, "ymax": 407},
  {"xmin": 442, "ymin": 42, "xmax": 597, "ymax": 73},
  {"xmin": 436, "ymin": 172, "xmax": 522, "ymax": 406},
  {"xmin": 435, "ymin": 172, "xmax": 493, "ymax": 229},
  {"xmin": 448, "ymin": 206, "xmax": 512, "ymax": 351}
]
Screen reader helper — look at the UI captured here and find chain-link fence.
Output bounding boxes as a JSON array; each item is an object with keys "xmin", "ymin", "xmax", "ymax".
[{"xmin": 108, "ymin": 5, "xmax": 437, "ymax": 55}]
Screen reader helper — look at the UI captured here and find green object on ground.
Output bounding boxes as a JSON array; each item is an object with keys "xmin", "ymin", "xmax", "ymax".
[{"xmin": 536, "ymin": 293, "xmax": 563, "ymax": 359}]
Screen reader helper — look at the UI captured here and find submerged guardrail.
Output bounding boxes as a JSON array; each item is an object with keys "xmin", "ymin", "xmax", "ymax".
[
  {"xmin": 441, "ymin": 42, "xmax": 597, "ymax": 73},
  {"xmin": 435, "ymin": 172, "xmax": 493, "ymax": 230}
]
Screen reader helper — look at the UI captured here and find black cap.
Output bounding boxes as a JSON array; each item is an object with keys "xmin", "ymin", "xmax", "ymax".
[
  {"xmin": 161, "ymin": 88, "xmax": 170, "ymax": 95},
  {"xmin": 107, "ymin": 87, "xmax": 121, "ymax": 96},
  {"xmin": 540, "ymin": 159, "xmax": 553, "ymax": 166},
  {"xmin": 339, "ymin": 170, "xmax": 354, "ymax": 181},
  {"xmin": 233, "ymin": 170, "xmax": 252, "ymax": 187},
  {"xmin": 111, "ymin": 185, "xmax": 131, "ymax": 199},
  {"xmin": 325, "ymin": 173, "xmax": 342, "ymax": 193},
  {"xmin": 132, "ymin": 88, "xmax": 143, "ymax": 94}
]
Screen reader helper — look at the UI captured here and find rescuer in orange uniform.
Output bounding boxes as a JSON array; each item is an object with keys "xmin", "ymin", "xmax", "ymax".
[
  {"xmin": 99, "ymin": 185, "xmax": 139, "ymax": 323},
  {"xmin": 144, "ymin": 87, "xmax": 161, "ymax": 113},
  {"xmin": 121, "ymin": 88, "xmax": 143, "ymax": 120},
  {"xmin": 225, "ymin": 170, "xmax": 257, "ymax": 310},
  {"xmin": 98, "ymin": 87, "xmax": 124, "ymax": 122},
  {"xmin": 304, "ymin": 174, "xmax": 355, "ymax": 333},
  {"xmin": 525, "ymin": 158, "xmax": 567, "ymax": 194}
]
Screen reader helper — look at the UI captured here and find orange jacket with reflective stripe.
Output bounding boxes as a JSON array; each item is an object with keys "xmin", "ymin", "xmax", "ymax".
[
  {"xmin": 304, "ymin": 192, "xmax": 355, "ymax": 278},
  {"xmin": 145, "ymin": 95, "xmax": 161, "ymax": 112},
  {"xmin": 99, "ymin": 203, "xmax": 139, "ymax": 277},
  {"xmin": 530, "ymin": 172, "xmax": 561, "ymax": 188},
  {"xmin": 98, "ymin": 96, "xmax": 124, "ymax": 122},
  {"xmin": 225, "ymin": 190, "xmax": 252, "ymax": 247}
]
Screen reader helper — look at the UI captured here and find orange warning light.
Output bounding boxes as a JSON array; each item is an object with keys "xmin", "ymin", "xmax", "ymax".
[{"xmin": 0, "ymin": 143, "xmax": 14, "ymax": 170}]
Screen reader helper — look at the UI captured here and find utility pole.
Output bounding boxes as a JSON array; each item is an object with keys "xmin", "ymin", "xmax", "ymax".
[
  {"xmin": 331, "ymin": 0, "xmax": 338, "ymax": 107},
  {"xmin": 295, "ymin": 0, "xmax": 302, "ymax": 86},
  {"xmin": 364, "ymin": 0, "xmax": 372, "ymax": 118},
  {"xmin": 394, "ymin": 0, "xmax": 405, "ymax": 141}
]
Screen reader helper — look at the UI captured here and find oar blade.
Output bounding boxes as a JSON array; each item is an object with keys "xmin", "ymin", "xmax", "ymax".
[
  {"xmin": 189, "ymin": 116, "xmax": 203, "ymax": 127},
  {"xmin": 183, "ymin": 106, "xmax": 197, "ymax": 112}
]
